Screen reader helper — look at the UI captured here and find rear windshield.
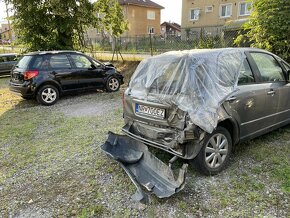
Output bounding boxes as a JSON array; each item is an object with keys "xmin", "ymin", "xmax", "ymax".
[{"xmin": 17, "ymin": 55, "xmax": 33, "ymax": 69}]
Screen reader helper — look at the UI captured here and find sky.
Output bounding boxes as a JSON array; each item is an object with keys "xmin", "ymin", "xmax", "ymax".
[
  {"xmin": 152, "ymin": 0, "xmax": 182, "ymax": 24},
  {"xmin": 0, "ymin": 0, "xmax": 182, "ymax": 24}
]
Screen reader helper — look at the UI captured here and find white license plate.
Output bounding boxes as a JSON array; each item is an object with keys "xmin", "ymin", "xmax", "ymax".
[{"xmin": 135, "ymin": 104, "xmax": 165, "ymax": 119}]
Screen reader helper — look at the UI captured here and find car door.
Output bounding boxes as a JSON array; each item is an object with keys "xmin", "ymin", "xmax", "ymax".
[
  {"xmin": 0, "ymin": 56, "xmax": 7, "ymax": 74},
  {"xmin": 224, "ymin": 58, "xmax": 270, "ymax": 140},
  {"xmin": 49, "ymin": 54, "xmax": 78, "ymax": 90},
  {"xmin": 69, "ymin": 54, "xmax": 106, "ymax": 89},
  {"xmin": 249, "ymin": 52, "xmax": 289, "ymax": 126}
]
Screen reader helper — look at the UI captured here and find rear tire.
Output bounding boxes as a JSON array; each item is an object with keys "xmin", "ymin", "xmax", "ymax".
[
  {"xmin": 192, "ymin": 126, "xmax": 232, "ymax": 175},
  {"xmin": 105, "ymin": 76, "xmax": 120, "ymax": 92},
  {"xmin": 36, "ymin": 85, "xmax": 59, "ymax": 106}
]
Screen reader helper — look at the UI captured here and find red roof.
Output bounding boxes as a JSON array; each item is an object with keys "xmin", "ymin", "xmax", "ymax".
[{"xmin": 118, "ymin": 0, "xmax": 164, "ymax": 9}]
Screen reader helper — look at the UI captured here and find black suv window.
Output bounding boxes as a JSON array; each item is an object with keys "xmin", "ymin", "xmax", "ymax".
[
  {"xmin": 31, "ymin": 56, "xmax": 50, "ymax": 70},
  {"xmin": 50, "ymin": 55, "xmax": 71, "ymax": 69},
  {"xmin": 17, "ymin": 56, "xmax": 33, "ymax": 69},
  {"xmin": 71, "ymin": 54, "xmax": 92, "ymax": 69},
  {"xmin": 238, "ymin": 59, "xmax": 255, "ymax": 85},
  {"xmin": 250, "ymin": 53, "xmax": 284, "ymax": 82}
]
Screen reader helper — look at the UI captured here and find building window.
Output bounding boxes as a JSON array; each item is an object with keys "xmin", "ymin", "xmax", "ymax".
[
  {"xmin": 148, "ymin": 26, "xmax": 155, "ymax": 34},
  {"xmin": 205, "ymin": 6, "xmax": 213, "ymax": 13},
  {"xmin": 220, "ymin": 4, "xmax": 232, "ymax": 18},
  {"xmin": 190, "ymin": 8, "xmax": 200, "ymax": 21},
  {"xmin": 147, "ymin": 11, "xmax": 155, "ymax": 20},
  {"xmin": 239, "ymin": 2, "xmax": 252, "ymax": 16}
]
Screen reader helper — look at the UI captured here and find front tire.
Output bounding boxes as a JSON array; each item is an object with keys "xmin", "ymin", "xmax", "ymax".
[
  {"xmin": 192, "ymin": 126, "xmax": 232, "ymax": 175},
  {"xmin": 36, "ymin": 85, "xmax": 59, "ymax": 106},
  {"xmin": 105, "ymin": 76, "xmax": 120, "ymax": 92}
]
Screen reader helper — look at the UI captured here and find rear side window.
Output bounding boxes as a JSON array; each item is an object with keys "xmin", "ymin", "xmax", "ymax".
[
  {"xmin": 250, "ymin": 53, "xmax": 284, "ymax": 82},
  {"xmin": 31, "ymin": 56, "xmax": 50, "ymax": 70},
  {"xmin": 50, "ymin": 55, "xmax": 71, "ymax": 69},
  {"xmin": 6, "ymin": 55, "xmax": 17, "ymax": 61},
  {"xmin": 238, "ymin": 59, "xmax": 255, "ymax": 85},
  {"xmin": 17, "ymin": 56, "xmax": 33, "ymax": 69}
]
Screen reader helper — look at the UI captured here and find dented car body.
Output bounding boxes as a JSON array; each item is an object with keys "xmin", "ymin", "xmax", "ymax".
[{"xmin": 102, "ymin": 48, "xmax": 290, "ymax": 201}]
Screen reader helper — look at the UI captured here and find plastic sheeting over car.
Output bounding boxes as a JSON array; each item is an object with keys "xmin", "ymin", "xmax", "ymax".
[{"xmin": 128, "ymin": 48, "xmax": 245, "ymax": 133}]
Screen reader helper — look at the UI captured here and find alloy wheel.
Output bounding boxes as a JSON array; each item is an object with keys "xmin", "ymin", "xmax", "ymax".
[
  {"xmin": 41, "ymin": 87, "xmax": 57, "ymax": 104},
  {"xmin": 108, "ymin": 78, "xmax": 120, "ymax": 91},
  {"xmin": 205, "ymin": 133, "xmax": 229, "ymax": 169}
]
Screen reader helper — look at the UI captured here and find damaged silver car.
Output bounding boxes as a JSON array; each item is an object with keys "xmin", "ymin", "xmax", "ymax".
[{"xmin": 102, "ymin": 48, "xmax": 290, "ymax": 202}]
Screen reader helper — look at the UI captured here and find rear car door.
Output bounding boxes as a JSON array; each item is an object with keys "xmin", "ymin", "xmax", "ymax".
[
  {"xmin": 224, "ymin": 58, "xmax": 270, "ymax": 140},
  {"xmin": 49, "ymin": 54, "xmax": 77, "ymax": 90},
  {"xmin": 69, "ymin": 54, "xmax": 105, "ymax": 89},
  {"xmin": 249, "ymin": 52, "xmax": 290, "ymax": 126}
]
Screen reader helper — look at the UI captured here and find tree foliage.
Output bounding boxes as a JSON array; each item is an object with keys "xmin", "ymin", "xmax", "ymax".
[
  {"xmin": 6, "ymin": 0, "xmax": 97, "ymax": 51},
  {"xmin": 237, "ymin": 0, "xmax": 290, "ymax": 61},
  {"xmin": 94, "ymin": 0, "xmax": 128, "ymax": 37}
]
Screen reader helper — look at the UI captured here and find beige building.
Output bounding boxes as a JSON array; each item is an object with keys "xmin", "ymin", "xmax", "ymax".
[
  {"xmin": 118, "ymin": 0, "xmax": 164, "ymax": 37},
  {"xmin": 181, "ymin": 0, "xmax": 252, "ymax": 39}
]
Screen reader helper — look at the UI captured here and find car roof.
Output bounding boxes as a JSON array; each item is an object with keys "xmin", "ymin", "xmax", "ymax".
[
  {"xmin": 25, "ymin": 50, "xmax": 83, "ymax": 56},
  {"xmin": 0, "ymin": 53, "xmax": 18, "ymax": 57}
]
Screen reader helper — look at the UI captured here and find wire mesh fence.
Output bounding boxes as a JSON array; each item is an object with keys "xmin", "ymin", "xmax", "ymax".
[{"xmin": 84, "ymin": 29, "xmax": 248, "ymax": 56}]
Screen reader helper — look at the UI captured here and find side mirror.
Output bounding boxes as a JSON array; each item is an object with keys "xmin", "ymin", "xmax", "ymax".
[{"xmin": 88, "ymin": 64, "xmax": 97, "ymax": 70}]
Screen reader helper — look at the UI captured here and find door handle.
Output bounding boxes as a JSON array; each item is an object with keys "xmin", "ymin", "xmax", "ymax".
[
  {"xmin": 226, "ymin": 96, "xmax": 237, "ymax": 102},
  {"xmin": 267, "ymin": 90, "xmax": 275, "ymax": 96}
]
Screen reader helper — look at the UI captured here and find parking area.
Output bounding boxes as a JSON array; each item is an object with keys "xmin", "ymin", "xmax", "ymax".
[{"xmin": 0, "ymin": 76, "xmax": 289, "ymax": 217}]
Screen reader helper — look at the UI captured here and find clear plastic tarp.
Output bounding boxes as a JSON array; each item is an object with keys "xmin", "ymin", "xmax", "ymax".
[{"xmin": 128, "ymin": 49, "xmax": 245, "ymax": 133}]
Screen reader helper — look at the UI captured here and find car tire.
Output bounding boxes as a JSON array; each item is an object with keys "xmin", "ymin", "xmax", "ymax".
[
  {"xmin": 36, "ymin": 85, "xmax": 59, "ymax": 106},
  {"xmin": 192, "ymin": 126, "xmax": 232, "ymax": 176},
  {"xmin": 106, "ymin": 76, "xmax": 120, "ymax": 92}
]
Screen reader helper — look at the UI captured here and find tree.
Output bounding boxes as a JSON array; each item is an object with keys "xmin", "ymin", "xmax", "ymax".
[
  {"xmin": 94, "ymin": 0, "xmax": 127, "ymax": 38},
  {"xmin": 6, "ymin": 0, "xmax": 97, "ymax": 51},
  {"xmin": 236, "ymin": 0, "xmax": 290, "ymax": 61},
  {"xmin": 94, "ymin": 0, "xmax": 128, "ymax": 60}
]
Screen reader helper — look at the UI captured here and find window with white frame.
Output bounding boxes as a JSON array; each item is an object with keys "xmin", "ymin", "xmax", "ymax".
[
  {"xmin": 147, "ymin": 10, "xmax": 155, "ymax": 20},
  {"xmin": 190, "ymin": 8, "xmax": 200, "ymax": 21},
  {"xmin": 205, "ymin": 6, "xmax": 213, "ymax": 13},
  {"xmin": 148, "ymin": 26, "xmax": 155, "ymax": 34},
  {"xmin": 220, "ymin": 4, "xmax": 232, "ymax": 18},
  {"xmin": 239, "ymin": 2, "xmax": 252, "ymax": 16}
]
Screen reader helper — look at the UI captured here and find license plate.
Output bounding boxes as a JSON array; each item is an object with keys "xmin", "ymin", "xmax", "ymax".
[{"xmin": 135, "ymin": 103, "xmax": 165, "ymax": 119}]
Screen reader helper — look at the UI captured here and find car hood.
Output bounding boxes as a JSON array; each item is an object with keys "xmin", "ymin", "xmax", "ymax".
[{"xmin": 128, "ymin": 49, "xmax": 245, "ymax": 133}]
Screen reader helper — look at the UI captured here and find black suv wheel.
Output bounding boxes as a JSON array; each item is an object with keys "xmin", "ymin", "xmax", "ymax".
[
  {"xmin": 193, "ymin": 126, "xmax": 232, "ymax": 175},
  {"xmin": 36, "ymin": 85, "xmax": 59, "ymax": 106},
  {"xmin": 106, "ymin": 76, "xmax": 120, "ymax": 92}
]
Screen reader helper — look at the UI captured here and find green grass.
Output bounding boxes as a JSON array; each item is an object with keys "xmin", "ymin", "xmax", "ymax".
[{"xmin": 0, "ymin": 76, "xmax": 289, "ymax": 217}]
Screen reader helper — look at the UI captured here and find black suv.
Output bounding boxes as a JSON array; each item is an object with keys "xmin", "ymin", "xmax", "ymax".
[{"xmin": 9, "ymin": 51, "xmax": 124, "ymax": 105}]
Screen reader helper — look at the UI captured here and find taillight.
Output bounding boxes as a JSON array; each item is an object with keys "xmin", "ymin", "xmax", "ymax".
[{"xmin": 24, "ymin": 70, "xmax": 39, "ymax": 80}]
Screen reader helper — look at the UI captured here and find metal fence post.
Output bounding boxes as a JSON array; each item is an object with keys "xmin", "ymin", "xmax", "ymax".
[{"xmin": 149, "ymin": 33, "xmax": 153, "ymax": 56}]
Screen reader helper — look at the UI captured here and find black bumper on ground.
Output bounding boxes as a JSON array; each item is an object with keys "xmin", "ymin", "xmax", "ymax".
[{"xmin": 101, "ymin": 132, "xmax": 188, "ymax": 203}]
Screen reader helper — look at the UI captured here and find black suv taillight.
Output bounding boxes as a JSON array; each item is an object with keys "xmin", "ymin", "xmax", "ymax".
[{"xmin": 24, "ymin": 70, "xmax": 39, "ymax": 80}]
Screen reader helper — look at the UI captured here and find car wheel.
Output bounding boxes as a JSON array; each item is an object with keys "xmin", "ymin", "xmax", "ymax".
[
  {"xmin": 192, "ymin": 126, "xmax": 232, "ymax": 175},
  {"xmin": 106, "ymin": 76, "xmax": 120, "ymax": 92},
  {"xmin": 36, "ymin": 85, "xmax": 59, "ymax": 106}
]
